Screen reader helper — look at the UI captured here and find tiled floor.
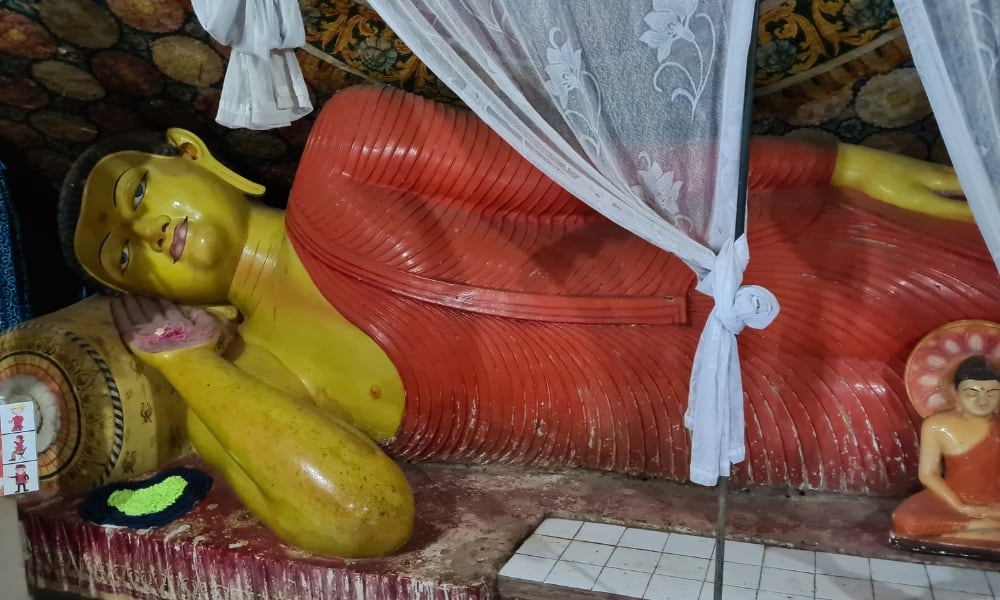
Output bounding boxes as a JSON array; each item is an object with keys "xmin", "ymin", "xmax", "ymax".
[{"xmin": 499, "ymin": 518, "xmax": 1000, "ymax": 599}]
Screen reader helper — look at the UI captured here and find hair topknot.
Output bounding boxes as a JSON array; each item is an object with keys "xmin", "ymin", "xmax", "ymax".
[
  {"xmin": 953, "ymin": 355, "xmax": 1000, "ymax": 387},
  {"xmin": 58, "ymin": 132, "xmax": 178, "ymax": 289}
]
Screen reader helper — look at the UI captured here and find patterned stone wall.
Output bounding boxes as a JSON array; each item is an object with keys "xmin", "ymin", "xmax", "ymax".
[
  {"xmin": 0, "ymin": 0, "xmax": 946, "ymax": 197},
  {"xmin": 753, "ymin": 1, "xmax": 946, "ymax": 163}
]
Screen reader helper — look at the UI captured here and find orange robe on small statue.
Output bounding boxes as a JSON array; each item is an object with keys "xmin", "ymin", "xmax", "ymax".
[{"xmin": 894, "ymin": 420, "xmax": 1000, "ymax": 537}]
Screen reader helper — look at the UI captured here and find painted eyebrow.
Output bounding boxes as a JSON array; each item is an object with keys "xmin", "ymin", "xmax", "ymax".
[
  {"xmin": 112, "ymin": 169, "xmax": 128, "ymax": 208},
  {"xmin": 97, "ymin": 233, "xmax": 110, "ymax": 269}
]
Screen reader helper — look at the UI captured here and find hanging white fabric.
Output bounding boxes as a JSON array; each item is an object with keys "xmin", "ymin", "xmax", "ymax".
[
  {"xmin": 191, "ymin": 0, "xmax": 313, "ymax": 130},
  {"xmin": 895, "ymin": 1, "xmax": 1000, "ymax": 271},
  {"xmin": 365, "ymin": 0, "xmax": 776, "ymax": 485}
]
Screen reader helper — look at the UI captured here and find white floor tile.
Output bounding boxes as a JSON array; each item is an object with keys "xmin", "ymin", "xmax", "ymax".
[
  {"xmin": 560, "ymin": 539, "xmax": 615, "ymax": 566},
  {"xmin": 593, "ymin": 566, "xmax": 652, "ymax": 598},
  {"xmin": 816, "ymin": 573, "xmax": 874, "ymax": 600},
  {"xmin": 534, "ymin": 518, "xmax": 583, "ymax": 539},
  {"xmin": 516, "ymin": 534, "xmax": 570, "ymax": 560},
  {"xmin": 926, "ymin": 565, "xmax": 992, "ymax": 595},
  {"xmin": 869, "ymin": 559, "xmax": 929, "ymax": 587},
  {"xmin": 607, "ymin": 546, "xmax": 662, "ymax": 573},
  {"xmin": 698, "ymin": 583, "xmax": 757, "ymax": 599},
  {"xmin": 816, "ymin": 552, "xmax": 871, "ymax": 580},
  {"xmin": 498, "ymin": 554, "xmax": 556, "ymax": 582},
  {"xmin": 655, "ymin": 554, "xmax": 711, "ymax": 580},
  {"xmin": 621, "ymin": 527, "xmax": 670, "ymax": 552},
  {"xmin": 871, "ymin": 581, "xmax": 933, "ymax": 600},
  {"xmin": 755, "ymin": 592, "xmax": 813, "ymax": 600},
  {"xmin": 544, "ymin": 559, "xmax": 603, "ymax": 589},
  {"xmin": 985, "ymin": 570, "xmax": 1000, "ymax": 595},
  {"xmin": 643, "ymin": 574, "xmax": 704, "ymax": 600},
  {"xmin": 759, "ymin": 567, "xmax": 815, "ymax": 596},
  {"xmin": 932, "ymin": 590, "xmax": 993, "ymax": 600},
  {"xmin": 575, "ymin": 521, "xmax": 626, "ymax": 545},
  {"xmin": 664, "ymin": 533, "xmax": 716, "ymax": 559},
  {"xmin": 719, "ymin": 541, "xmax": 765, "ymax": 566},
  {"xmin": 520, "ymin": 520, "xmax": 1000, "ymax": 600},
  {"xmin": 763, "ymin": 547, "xmax": 816, "ymax": 573},
  {"xmin": 704, "ymin": 561, "xmax": 761, "ymax": 589}
]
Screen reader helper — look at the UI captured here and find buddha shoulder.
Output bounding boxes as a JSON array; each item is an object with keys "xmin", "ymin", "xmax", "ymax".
[{"xmin": 922, "ymin": 411, "xmax": 992, "ymax": 453}]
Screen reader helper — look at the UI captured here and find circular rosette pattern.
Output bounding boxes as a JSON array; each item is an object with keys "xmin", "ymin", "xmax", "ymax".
[{"xmin": 905, "ymin": 320, "xmax": 1000, "ymax": 417}]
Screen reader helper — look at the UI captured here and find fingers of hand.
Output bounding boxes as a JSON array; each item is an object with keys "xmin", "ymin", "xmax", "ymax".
[
  {"xmin": 173, "ymin": 305, "xmax": 220, "ymax": 336},
  {"xmin": 177, "ymin": 304, "xmax": 207, "ymax": 324},
  {"xmin": 121, "ymin": 295, "xmax": 151, "ymax": 326},
  {"xmin": 157, "ymin": 299, "xmax": 189, "ymax": 325},
  {"xmin": 136, "ymin": 296, "xmax": 165, "ymax": 322},
  {"xmin": 923, "ymin": 166, "xmax": 962, "ymax": 193},
  {"xmin": 110, "ymin": 297, "xmax": 131, "ymax": 332}
]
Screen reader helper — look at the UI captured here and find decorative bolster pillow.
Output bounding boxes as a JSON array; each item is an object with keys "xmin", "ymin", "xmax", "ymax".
[{"xmin": 0, "ymin": 295, "xmax": 189, "ymax": 498}]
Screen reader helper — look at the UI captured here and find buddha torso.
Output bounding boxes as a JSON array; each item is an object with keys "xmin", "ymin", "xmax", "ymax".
[
  {"xmin": 935, "ymin": 416, "xmax": 1000, "ymax": 505},
  {"xmin": 228, "ymin": 238, "xmax": 405, "ymax": 442}
]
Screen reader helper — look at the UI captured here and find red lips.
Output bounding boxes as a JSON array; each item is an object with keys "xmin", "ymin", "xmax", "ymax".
[{"xmin": 169, "ymin": 218, "xmax": 188, "ymax": 263}]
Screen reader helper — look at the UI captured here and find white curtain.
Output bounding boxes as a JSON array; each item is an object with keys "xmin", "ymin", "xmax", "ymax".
[
  {"xmin": 895, "ymin": 1, "xmax": 1000, "ymax": 271},
  {"xmin": 191, "ymin": 0, "xmax": 313, "ymax": 129},
  {"xmin": 366, "ymin": 0, "xmax": 775, "ymax": 486}
]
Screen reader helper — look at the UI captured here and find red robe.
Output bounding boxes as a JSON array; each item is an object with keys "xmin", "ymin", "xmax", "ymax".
[
  {"xmin": 287, "ymin": 86, "xmax": 1000, "ymax": 495},
  {"xmin": 893, "ymin": 421, "xmax": 1000, "ymax": 536}
]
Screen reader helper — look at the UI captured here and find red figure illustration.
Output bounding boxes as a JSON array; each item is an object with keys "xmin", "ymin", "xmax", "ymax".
[
  {"xmin": 9, "ymin": 406, "xmax": 24, "ymax": 433},
  {"xmin": 11, "ymin": 464, "xmax": 28, "ymax": 493},
  {"xmin": 9, "ymin": 435, "xmax": 26, "ymax": 462}
]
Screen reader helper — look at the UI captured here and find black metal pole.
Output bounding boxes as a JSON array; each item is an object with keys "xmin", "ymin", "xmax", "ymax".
[
  {"xmin": 734, "ymin": 4, "xmax": 759, "ymax": 240},
  {"xmin": 715, "ymin": 4, "xmax": 759, "ymax": 599}
]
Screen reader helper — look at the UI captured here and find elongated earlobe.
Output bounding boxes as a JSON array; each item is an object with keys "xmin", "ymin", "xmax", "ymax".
[{"xmin": 165, "ymin": 128, "xmax": 266, "ymax": 197}]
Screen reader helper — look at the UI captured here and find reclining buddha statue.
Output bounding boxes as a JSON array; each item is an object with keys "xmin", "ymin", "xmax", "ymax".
[{"xmin": 60, "ymin": 85, "xmax": 1000, "ymax": 558}]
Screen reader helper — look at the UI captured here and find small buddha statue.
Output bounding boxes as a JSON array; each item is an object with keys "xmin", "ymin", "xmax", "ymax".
[{"xmin": 893, "ymin": 355, "xmax": 1000, "ymax": 553}]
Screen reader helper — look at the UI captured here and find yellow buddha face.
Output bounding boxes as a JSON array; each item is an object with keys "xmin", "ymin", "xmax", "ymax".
[
  {"xmin": 955, "ymin": 378, "xmax": 1000, "ymax": 418},
  {"xmin": 75, "ymin": 148, "xmax": 252, "ymax": 304}
]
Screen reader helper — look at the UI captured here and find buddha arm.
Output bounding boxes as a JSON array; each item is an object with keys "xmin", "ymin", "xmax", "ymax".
[
  {"xmin": 918, "ymin": 420, "xmax": 968, "ymax": 512},
  {"xmin": 312, "ymin": 88, "xmax": 839, "ymax": 219},
  {"xmin": 831, "ymin": 143, "xmax": 969, "ymax": 221},
  {"xmin": 304, "ymin": 86, "xmax": 966, "ymax": 232},
  {"xmin": 752, "ymin": 137, "xmax": 969, "ymax": 220},
  {"xmin": 748, "ymin": 137, "xmax": 837, "ymax": 191},
  {"xmin": 150, "ymin": 347, "xmax": 414, "ymax": 558}
]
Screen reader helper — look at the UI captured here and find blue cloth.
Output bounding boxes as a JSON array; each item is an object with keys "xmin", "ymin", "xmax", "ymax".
[{"xmin": 0, "ymin": 162, "xmax": 32, "ymax": 330}]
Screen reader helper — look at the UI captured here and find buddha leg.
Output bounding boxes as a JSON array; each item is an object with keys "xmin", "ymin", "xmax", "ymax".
[
  {"xmin": 185, "ymin": 410, "xmax": 269, "ymax": 518},
  {"xmin": 950, "ymin": 519, "xmax": 1000, "ymax": 541},
  {"xmin": 152, "ymin": 348, "xmax": 414, "ymax": 558}
]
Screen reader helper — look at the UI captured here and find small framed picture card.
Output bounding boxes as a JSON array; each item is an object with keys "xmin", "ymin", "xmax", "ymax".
[{"xmin": 0, "ymin": 403, "xmax": 38, "ymax": 495}]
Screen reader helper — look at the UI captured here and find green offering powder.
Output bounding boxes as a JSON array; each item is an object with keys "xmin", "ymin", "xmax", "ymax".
[{"xmin": 107, "ymin": 475, "xmax": 189, "ymax": 516}]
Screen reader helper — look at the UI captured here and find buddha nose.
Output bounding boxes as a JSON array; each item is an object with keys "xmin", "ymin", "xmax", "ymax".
[{"xmin": 131, "ymin": 215, "xmax": 172, "ymax": 252}]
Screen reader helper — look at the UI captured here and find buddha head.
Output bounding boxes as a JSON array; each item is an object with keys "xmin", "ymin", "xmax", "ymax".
[
  {"xmin": 59, "ymin": 129, "xmax": 265, "ymax": 304},
  {"xmin": 952, "ymin": 356, "xmax": 1000, "ymax": 418}
]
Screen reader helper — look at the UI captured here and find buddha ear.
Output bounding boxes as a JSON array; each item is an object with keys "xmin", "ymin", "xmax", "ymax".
[{"xmin": 165, "ymin": 128, "xmax": 266, "ymax": 197}]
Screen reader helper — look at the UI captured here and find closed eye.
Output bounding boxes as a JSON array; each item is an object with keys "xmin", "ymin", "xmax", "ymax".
[
  {"xmin": 132, "ymin": 173, "xmax": 147, "ymax": 209},
  {"xmin": 119, "ymin": 240, "xmax": 130, "ymax": 273}
]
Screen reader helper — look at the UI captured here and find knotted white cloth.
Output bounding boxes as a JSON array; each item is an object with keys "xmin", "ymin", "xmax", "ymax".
[
  {"xmin": 191, "ymin": 0, "xmax": 312, "ymax": 130},
  {"xmin": 685, "ymin": 234, "xmax": 779, "ymax": 486}
]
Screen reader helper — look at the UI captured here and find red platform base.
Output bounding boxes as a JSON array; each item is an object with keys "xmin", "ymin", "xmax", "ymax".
[{"xmin": 21, "ymin": 458, "xmax": 998, "ymax": 600}]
